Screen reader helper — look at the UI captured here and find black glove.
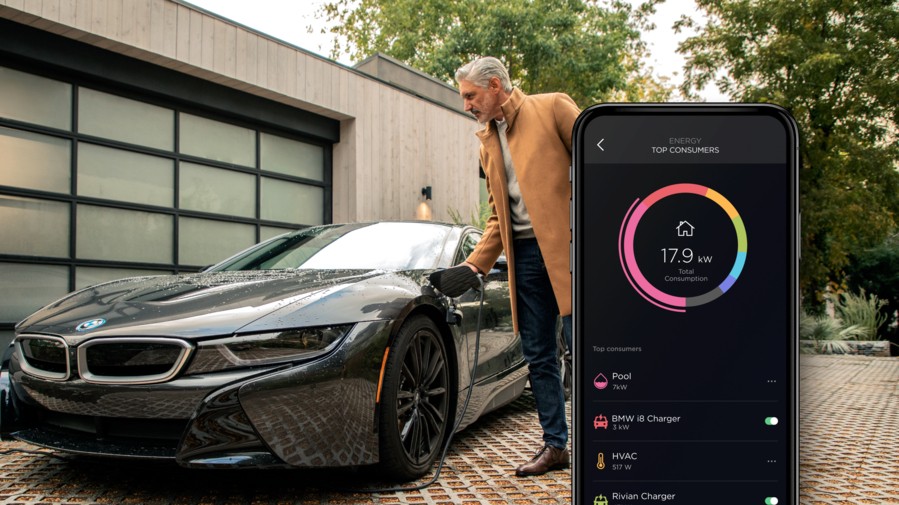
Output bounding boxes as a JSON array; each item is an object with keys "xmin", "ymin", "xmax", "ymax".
[{"xmin": 428, "ymin": 265, "xmax": 481, "ymax": 298}]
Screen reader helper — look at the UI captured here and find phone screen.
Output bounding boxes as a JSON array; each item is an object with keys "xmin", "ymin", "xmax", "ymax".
[{"xmin": 572, "ymin": 105, "xmax": 798, "ymax": 505}]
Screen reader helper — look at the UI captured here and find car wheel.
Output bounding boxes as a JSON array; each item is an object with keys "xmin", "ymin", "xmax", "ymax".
[{"xmin": 379, "ymin": 315, "xmax": 452, "ymax": 480}]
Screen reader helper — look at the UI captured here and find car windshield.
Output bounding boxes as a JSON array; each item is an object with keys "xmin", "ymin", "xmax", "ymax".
[{"xmin": 211, "ymin": 222, "xmax": 452, "ymax": 271}]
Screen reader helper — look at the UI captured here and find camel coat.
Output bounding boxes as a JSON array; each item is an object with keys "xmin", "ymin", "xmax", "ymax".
[{"xmin": 466, "ymin": 88, "xmax": 579, "ymax": 334}]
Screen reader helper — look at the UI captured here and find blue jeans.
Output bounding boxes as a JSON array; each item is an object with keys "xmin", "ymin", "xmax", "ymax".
[{"xmin": 513, "ymin": 238, "xmax": 571, "ymax": 450}]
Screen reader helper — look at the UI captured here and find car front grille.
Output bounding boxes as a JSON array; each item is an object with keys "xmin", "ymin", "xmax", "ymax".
[
  {"xmin": 16, "ymin": 335, "xmax": 70, "ymax": 380},
  {"xmin": 15, "ymin": 335, "xmax": 194, "ymax": 385},
  {"xmin": 77, "ymin": 338, "xmax": 193, "ymax": 384}
]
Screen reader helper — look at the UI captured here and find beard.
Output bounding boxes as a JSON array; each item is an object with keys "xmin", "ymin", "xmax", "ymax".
[{"xmin": 471, "ymin": 95, "xmax": 498, "ymax": 124}]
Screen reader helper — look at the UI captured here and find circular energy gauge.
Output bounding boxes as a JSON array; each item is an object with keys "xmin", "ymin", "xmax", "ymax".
[{"xmin": 618, "ymin": 183, "xmax": 747, "ymax": 312}]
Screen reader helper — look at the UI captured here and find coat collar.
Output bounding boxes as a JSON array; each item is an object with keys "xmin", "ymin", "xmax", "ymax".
[
  {"xmin": 475, "ymin": 88, "xmax": 527, "ymax": 141},
  {"xmin": 500, "ymin": 87, "xmax": 526, "ymax": 131}
]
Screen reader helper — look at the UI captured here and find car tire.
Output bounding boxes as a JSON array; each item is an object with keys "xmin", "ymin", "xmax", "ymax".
[{"xmin": 378, "ymin": 315, "xmax": 452, "ymax": 480}]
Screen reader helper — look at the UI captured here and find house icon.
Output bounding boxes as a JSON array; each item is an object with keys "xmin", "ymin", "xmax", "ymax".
[{"xmin": 676, "ymin": 221, "xmax": 695, "ymax": 237}]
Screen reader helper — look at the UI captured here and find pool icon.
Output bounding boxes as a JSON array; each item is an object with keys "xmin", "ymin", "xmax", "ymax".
[{"xmin": 594, "ymin": 372, "xmax": 609, "ymax": 390}]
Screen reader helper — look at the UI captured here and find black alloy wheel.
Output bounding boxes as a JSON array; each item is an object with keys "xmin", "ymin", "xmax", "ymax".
[{"xmin": 379, "ymin": 315, "xmax": 452, "ymax": 480}]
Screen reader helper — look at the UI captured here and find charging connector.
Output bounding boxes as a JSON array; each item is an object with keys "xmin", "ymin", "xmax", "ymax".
[{"xmin": 354, "ymin": 265, "xmax": 485, "ymax": 493}]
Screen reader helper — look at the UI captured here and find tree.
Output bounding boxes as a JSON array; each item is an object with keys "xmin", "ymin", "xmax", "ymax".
[
  {"xmin": 677, "ymin": 0, "xmax": 899, "ymax": 303},
  {"xmin": 318, "ymin": 0, "xmax": 671, "ymax": 106}
]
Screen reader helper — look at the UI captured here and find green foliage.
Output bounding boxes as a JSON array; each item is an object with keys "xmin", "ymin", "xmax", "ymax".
[
  {"xmin": 831, "ymin": 289, "xmax": 888, "ymax": 341},
  {"xmin": 799, "ymin": 310, "xmax": 869, "ymax": 354},
  {"xmin": 846, "ymin": 234, "xmax": 899, "ymax": 338},
  {"xmin": 447, "ymin": 200, "xmax": 491, "ymax": 229},
  {"xmin": 318, "ymin": 0, "xmax": 672, "ymax": 105},
  {"xmin": 677, "ymin": 0, "xmax": 899, "ymax": 303},
  {"xmin": 800, "ymin": 287, "xmax": 889, "ymax": 354}
]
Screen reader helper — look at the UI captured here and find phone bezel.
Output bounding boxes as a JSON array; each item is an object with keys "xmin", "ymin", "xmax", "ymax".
[{"xmin": 571, "ymin": 103, "xmax": 799, "ymax": 505}]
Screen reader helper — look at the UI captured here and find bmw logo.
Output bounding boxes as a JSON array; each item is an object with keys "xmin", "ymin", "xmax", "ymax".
[{"xmin": 76, "ymin": 318, "xmax": 106, "ymax": 332}]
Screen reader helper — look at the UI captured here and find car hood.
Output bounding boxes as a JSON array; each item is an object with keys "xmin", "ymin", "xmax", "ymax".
[{"xmin": 16, "ymin": 269, "xmax": 412, "ymax": 342}]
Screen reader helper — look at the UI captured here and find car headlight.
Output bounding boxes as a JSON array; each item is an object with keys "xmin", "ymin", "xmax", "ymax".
[{"xmin": 186, "ymin": 324, "xmax": 353, "ymax": 374}]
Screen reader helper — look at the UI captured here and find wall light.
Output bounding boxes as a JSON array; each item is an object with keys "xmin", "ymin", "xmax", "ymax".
[{"xmin": 416, "ymin": 185, "xmax": 433, "ymax": 220}]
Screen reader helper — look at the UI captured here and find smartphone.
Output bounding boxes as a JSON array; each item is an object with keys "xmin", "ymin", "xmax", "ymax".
[{"xmin": 572, "ymin": 104, "xmax": 799, "ymax": 505}]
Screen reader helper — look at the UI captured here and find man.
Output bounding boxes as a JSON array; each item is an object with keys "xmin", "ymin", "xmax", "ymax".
[{"xmin": 455, "ymin": 56, "xmax": 578, "ymax": 476}]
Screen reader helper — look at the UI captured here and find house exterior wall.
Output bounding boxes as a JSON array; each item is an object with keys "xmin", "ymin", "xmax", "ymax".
[
  {"xmin": 0, "ymin": 0, "xmax": 481, "ymax": 223},
  {"xmin": 0, "ymin": 0, "xmax": 482, "ymax": 341}
]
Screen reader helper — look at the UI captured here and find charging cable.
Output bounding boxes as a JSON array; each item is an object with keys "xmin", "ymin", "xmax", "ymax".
[{"xmin": 354, "ymin": 266, "xmax": 485, "ymax": 493}]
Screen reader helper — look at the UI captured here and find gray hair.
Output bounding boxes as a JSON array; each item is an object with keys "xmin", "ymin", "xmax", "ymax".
[{"xmin": 455, "ymin": 57, "xmax": 513, "ymax": 92}]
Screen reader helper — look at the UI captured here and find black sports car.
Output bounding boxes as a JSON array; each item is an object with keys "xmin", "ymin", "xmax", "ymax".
[{"xmin": 0, "ymin": 221, "xmax": 529, "ymax": 480}]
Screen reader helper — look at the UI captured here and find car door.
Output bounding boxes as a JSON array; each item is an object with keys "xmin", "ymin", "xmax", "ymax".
[{"xmin": 454, "ymin": 230, "xmax": 520, "ymax": 385}]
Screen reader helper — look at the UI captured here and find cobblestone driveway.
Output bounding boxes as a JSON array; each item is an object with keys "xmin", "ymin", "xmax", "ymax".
[
  {"xmin": 0, "ymin": 390, "xmax": 570, "ymax": 505},
  {"xmin": 1, "ymin": 355, "xmax": 896, "ymax": 504},
  {"xmin": 799, "ymin": 355, "xmax": 898, "ymax": 504}
]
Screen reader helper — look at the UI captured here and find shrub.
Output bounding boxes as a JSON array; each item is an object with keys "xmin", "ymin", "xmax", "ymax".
[
  {"xmin": 831, "ymin": 289, "xmax": 888, "ymax": 341},
  {"xmin": 447, "ymin": 201, "xmax": 491, "ymax": 229},
  {"xmin": 846, "ymin": 235, "xmax": 899, "ymax": 340},
  {"xmin": 799, "ymin": 311, "xmax": 869, "ymax": 354}
]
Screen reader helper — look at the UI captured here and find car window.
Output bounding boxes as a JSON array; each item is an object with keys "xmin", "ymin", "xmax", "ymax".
[
  {"xmin": 455, "ymin": 231, "xmax": 481, "ymax": 265},
  {"xmin": 454, "ymin": 231, "xmax": 510, "ymax": 270},
  {"xmin": 213, "ymin": 222, "xmax": 452, "ymax": 271}
]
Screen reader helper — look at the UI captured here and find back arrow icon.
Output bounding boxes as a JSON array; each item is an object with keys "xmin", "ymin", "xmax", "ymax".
[{"xmin": 597, "ymin": 139, "xmax": 605, "ymax": 151}]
